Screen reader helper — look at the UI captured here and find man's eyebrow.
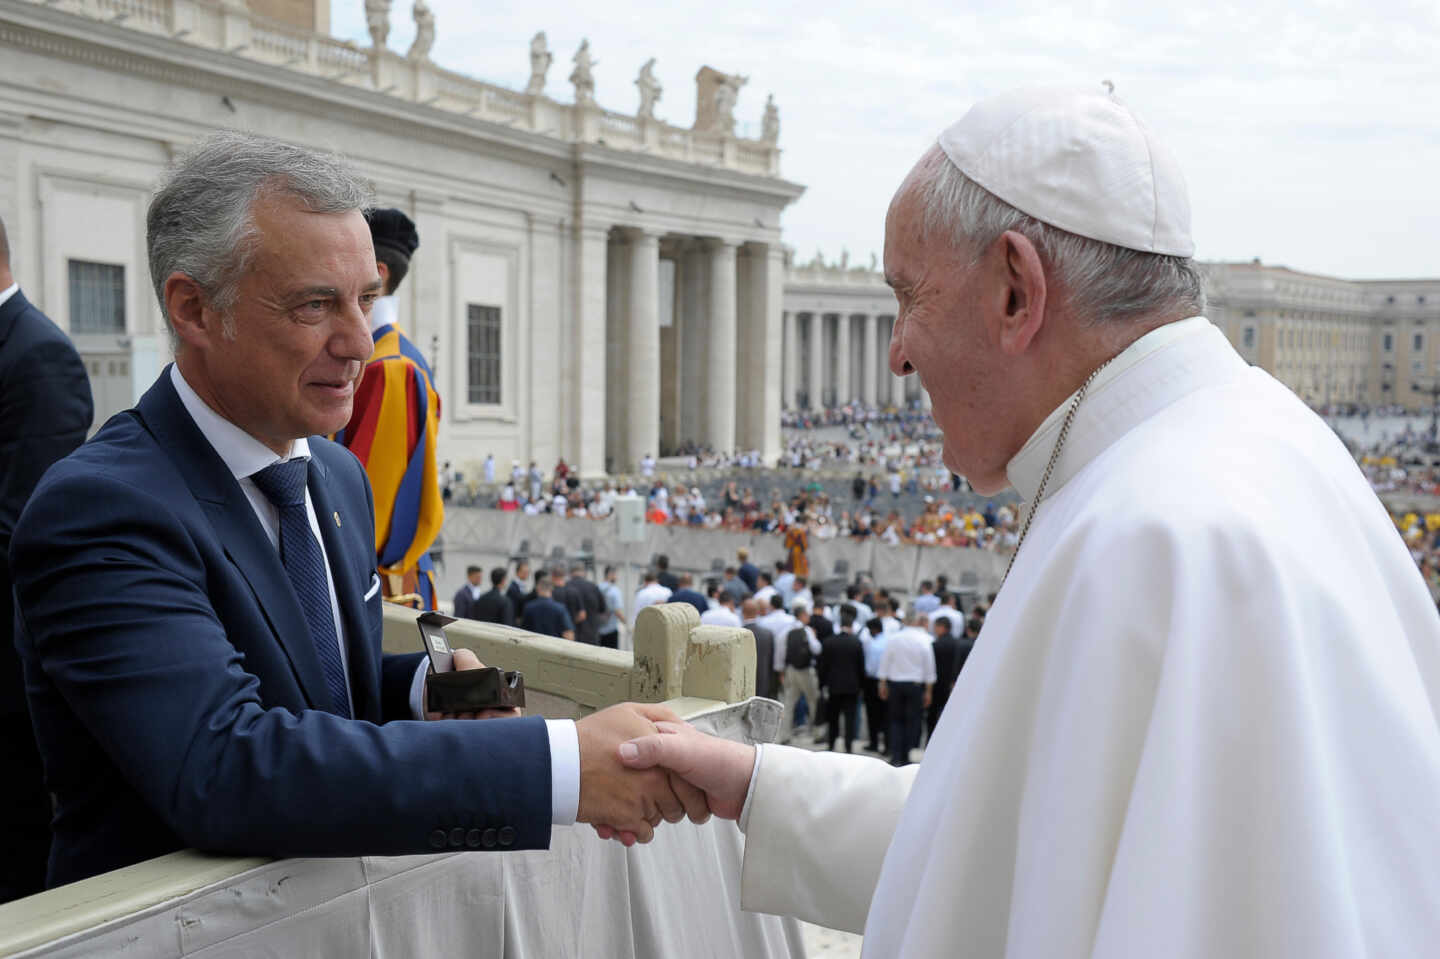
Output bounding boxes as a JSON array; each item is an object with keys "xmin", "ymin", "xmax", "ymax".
[
  {"xmin": 361, "ymin": 277, "xmax": 384, "ymax": 293},
  {"xmin": 290, "ymin": 286, "xmax": 339, "ymax": 300}
]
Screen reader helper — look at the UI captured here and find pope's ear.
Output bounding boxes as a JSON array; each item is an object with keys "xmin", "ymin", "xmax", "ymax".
[
  {"xmin": 164, "ymin": 272, "xmax": 217, "ymax": 350},
  {"xmin": 996, "ymin": 230, "xmax": 1047, "ymax": 355}
]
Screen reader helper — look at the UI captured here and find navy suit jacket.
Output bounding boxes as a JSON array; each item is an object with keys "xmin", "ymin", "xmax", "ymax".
[
  {"xmin": 10, "ymin": 370, "xmax": 551, "ymax": 888},
  {"xmin": 0, "ymin": 290, "xmax": 92, "ymax": 901}
]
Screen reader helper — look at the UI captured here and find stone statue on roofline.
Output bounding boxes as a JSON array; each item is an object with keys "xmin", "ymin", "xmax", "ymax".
[
  {"xmin": 571, "ymin": 39, "xmax": 597, "ymax": 107},
  {"xmin": 762, "ymin": 93, "xmax": 780, "ymax": 143},
  {"xmin": 406, "ymin": 0, "xmax": 434, "ymax": 61},
  {"xmin": 692, "ymin": 66, "xmax": 748, "ymax": 135},
  {"xmin": 364, "ymin": 0, "xmax": 392, "ymax": 50},
  {"xmin": 525, "ymin": 32, "xmax": 552, "ymax": 96},
  {"xmin": 636, "ymin": 58, "xmax": 662, "ymax": 120}
]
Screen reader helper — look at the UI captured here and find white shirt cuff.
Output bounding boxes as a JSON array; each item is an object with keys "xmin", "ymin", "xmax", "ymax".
[
  {"xmin": 408, "ymin": 658, "xmax": 430, "ymax": 720},
  {"xmin": 546, "ymin": 719, "xmax": 580, "ymax": 826},
  {"xmin": 737, "ymin": 743, "xmax": 766, "ymax": 833}
]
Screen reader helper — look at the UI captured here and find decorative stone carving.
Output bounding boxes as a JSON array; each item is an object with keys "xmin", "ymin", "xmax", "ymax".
[
  {"xmin": 406, "ymin": 0, "xmax": 434, "ymax": 62},
  {"xmin": 570, "ymin": 39, "xmax": 597, "ymax": 107},
  {"xmin": 761, "ymin": 93, "xmax": 779, "ymax": 143},
  {"xmin": 693, "ymin": 66, "xmax": 747, "ymax": 135},
  {"xmin": 636, "ymin": 58, "xmax": 661, "ymax": 120},
  {"xmin": 525, "ymin": 31, "xmax": 552, "ymax": 96},
  {"xmin": 363, "ymin": 0, "xmax": 391, "ymax": 50}
]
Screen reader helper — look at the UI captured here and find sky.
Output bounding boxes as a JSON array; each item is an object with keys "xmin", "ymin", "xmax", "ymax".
[{"xmin": 334, "ymin": 0, "xmax": 1440, "ymax": 279}]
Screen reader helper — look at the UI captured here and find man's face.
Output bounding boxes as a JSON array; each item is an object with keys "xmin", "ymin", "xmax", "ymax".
[
  {"xmin": 188, "ymin": 194, "xmax": 378, "ymax": 452},
  {"xmin": 883, "ymin": 186, "xmax": 1012, "ymax": 493},
  {"xmin": 469, "ymin": 571, "xmax": 483, "ymax": 585}
]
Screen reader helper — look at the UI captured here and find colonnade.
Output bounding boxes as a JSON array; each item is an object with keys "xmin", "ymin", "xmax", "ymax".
[
  {"xmin": 779, "ymin": 310, "xmax": 929, "ymax": 411},
  {"xmin": 596, "ymin": 228, "xmax": 784, "ymax": 474}
]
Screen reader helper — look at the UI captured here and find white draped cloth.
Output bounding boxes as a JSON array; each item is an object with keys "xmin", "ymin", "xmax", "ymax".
[{"xmin": 740, "ymin": 317, "xmax": 1440, "ymax": 957}]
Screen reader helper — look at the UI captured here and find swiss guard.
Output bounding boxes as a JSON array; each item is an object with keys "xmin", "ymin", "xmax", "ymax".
[{"xmin": 333, "ymin": 208, "xmax": 442, "ymax": 609}]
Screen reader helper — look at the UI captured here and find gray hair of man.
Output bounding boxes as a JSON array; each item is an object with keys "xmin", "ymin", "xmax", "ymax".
[
  {"xmin": 905, "ymin": 144, "xmax": 1206, "ymax": 326},
  {"xmin": 146, "ymin": 130, "xmax": 374, "ymax": 345}
]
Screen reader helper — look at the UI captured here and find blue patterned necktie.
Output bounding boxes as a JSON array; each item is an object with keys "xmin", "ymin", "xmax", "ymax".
[{"xmin": 249, "ymin": 458, "xmax": 352, "ymax": 718}]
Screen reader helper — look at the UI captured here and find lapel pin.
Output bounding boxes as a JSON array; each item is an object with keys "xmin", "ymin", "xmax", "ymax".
[{"xmin": 334, "ymin": 511, "xmax": 342, "ymax": 528}]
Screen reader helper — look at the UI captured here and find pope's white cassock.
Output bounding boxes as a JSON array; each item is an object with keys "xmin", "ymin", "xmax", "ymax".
[{"xmin": 737, "ymin": 316, "xmax": 1440, "ymax": 956}]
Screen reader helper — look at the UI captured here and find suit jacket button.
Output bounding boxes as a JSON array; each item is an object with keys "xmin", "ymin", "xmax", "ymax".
[
  {"xmin": 449, "ymin": 827, "xmax": 466, "ymax": 848},
  {"xmin": 498, "ymin": 826, "xmax": 516, "ymax": 847},
  {"xmin": 466, "ymin": 828, "xmax": 483, "ymax": 848},
  {"xmin": 482, "ymin": 827, "xmax": 498, "ymax": 849},
  {"xmin": 429, "ymin": 829, "xmax": 447, "ymax": 850}
]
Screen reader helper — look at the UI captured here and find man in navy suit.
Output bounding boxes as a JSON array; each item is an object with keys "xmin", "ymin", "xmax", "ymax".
[
  {"xmin": 10, "ymin": 132, "xmax": 698, "ymax": 889},
  {"xmin": 0, "ymin": 215, "xmax": 94, "ymax": 902}
]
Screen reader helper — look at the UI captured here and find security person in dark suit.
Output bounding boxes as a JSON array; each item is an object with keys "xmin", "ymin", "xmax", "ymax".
[
  {"xmin": 0, "ymin": 214, "xmax": 94, "ymax": 902},
  {"xmin": 818, "ymin": 606, "xmax": 867, "ymax": 753},
  {"xmin": 451, "ymin": 565, "xmax": 484, "ymax": 619},
  {"xmin": 472, "ymin": 567, "xmax": 516, "ymax": 627},
  {"xmin": 927, "ymin": 616, "xmax": 963, "ymax": 741},
  {"xmin": 564, "ymin": 565, "xmax": 606, "ymax": 645}
]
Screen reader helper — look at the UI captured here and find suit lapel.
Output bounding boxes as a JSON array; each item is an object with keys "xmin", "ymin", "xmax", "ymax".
[
  {"xmin": 135, "ymin": 370, "xmax": 334, "ymax": 712},
  {"xmin": 308, "ymin": 452, "xmax": 380, "ymax": 722}
]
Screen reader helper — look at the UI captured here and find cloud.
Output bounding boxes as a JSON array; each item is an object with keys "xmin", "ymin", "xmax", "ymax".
[{"xmin": 338, "ymin": 0, "xmax": 1440, "ymax": 278}]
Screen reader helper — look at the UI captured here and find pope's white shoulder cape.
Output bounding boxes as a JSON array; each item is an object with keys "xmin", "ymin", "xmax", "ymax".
[{"xmin": 740, "ymin": 319, "xmax": 1440, "ymax": 957}]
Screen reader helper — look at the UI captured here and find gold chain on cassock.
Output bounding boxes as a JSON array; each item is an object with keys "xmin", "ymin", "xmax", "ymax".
[{"xmin": 1001, "ymin": 358, "xmax": 1114, "ymax": 585}]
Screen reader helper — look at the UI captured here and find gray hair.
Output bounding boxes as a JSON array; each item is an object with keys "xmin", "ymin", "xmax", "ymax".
[
  {"xmin": 906, "ymin": 145, "xmax": 1205, "ymax": 325},
  {"xmin": 146, "ymin": 130, "xmax": 374, "ymax": 340}
]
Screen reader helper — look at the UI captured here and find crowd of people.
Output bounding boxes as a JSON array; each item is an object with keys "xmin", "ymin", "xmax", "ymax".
[{"xmin": 453, "ymin": 545, "xmax": 991, "ymax": 763}]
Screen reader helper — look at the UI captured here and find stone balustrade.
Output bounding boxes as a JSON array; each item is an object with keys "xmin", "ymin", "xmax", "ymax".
[
  {"xmin": 0, "ymin": 608, "xmax": 777, "ymax": 958},
  {"xmin": 16, "ymin": 0, "xmax": 782, "ymax": 177}
]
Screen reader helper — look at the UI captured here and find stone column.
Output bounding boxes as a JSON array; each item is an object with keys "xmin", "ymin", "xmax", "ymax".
[
  {"xmin": 736, "ymin": 242, "xmax": 784, "ymax": 463},
  {"xmin": 862, "ymin": 313, "xmax": 878, "ymax": 406},
  {"xmin": 807, "ymin": 313, "xmax": 825, "ymax": 411},
  {"xmin": 782, "ymin": 311, "xmax": 798, "ymax": 409},
  {"xmin": 706, "ymin": 239, "xmax": 739, "ymax": 452},
  {"xmin": 889, "ymin": 318, "xmax": 906, "ymax": 408},
  {"xmin": 573, "ymin": 223, "xmax": 609, "ymax": 477},
  {"xmin": 626, "ymin": 230, "xmax": 660, "ymax": 472},
  {"xmin": 835, "ymin": 314, "xmax": 851, "ymax": 406}
]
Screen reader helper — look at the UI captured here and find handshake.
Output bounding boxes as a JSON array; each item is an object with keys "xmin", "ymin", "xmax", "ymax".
[
  {"xmin": 575, "ymin": 702, "xmax": 759, "ymax": 845},
  {"xmin": 435, "ymin": 648, "xmax": 756, "ymax": 844}
]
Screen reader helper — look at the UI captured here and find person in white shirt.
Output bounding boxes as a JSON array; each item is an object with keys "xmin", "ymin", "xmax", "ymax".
[
  {"xmin": 774, "ymin": 565, "xmax": 796, "ymax": 605},
  {"xmin": 755, "ymin": 593, "xmax": 796, "ymax": 644},
  {"xmin": 878, "ymin": 610, "xmax": 937, "ymax": 766},
  {"xmin": 775, "ymin": 601, "xmax": 823, "ymax": 746},
  {"xmin": 699, "ymin": 593, "xmax": 743, "ymax": 628},
  {"xmin": 482, "ymin": 453, "xmax": 495, "ymax": 485},
  {"xmin": 927, "ymin": 595, "xmax": 964, "ymax": 636},
  {"xmin": 752, "ymin": 572, "xmax": 778, "ymax": 608},
  {"xmin": 640, "ymin": 453, "xmax": 656, "ymax": 478},
  {"xmin": 630, "ymin": 568, "xmax": 672, "ymax": 622}
]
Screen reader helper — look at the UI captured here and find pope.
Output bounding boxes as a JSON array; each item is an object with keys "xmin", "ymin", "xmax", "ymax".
[{"xmin": 612, "ymin": 86, "xmax": 1440, "ymax": 956}]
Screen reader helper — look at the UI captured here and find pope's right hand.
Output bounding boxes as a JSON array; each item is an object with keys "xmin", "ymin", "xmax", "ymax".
[
  {"xmin": 612, "ymin": 721, "xmax": 757, "ymax": 828},
  {"xmin": 574, "ymin": 703, "xmax": 709, "ymax": 843}
]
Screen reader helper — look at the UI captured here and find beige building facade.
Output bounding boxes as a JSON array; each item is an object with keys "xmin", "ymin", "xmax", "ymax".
[
  {"xmin": 0, "ymin": 0, "xmax": 802, "ymax": 477},
  {"xmin": 1206, "ymin": 261, "xmax": 1440, "ymax": 409}
]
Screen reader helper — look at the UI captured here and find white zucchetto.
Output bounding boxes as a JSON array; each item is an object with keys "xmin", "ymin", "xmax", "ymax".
[{"xmin": 937, "ymin": 87, "xmax": 1194, "ymax": 257}]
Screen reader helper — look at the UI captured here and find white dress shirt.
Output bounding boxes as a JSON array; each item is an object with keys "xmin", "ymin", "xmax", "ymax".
[
  {"xmin": 928, "ymin": 606, "xmax": 964, "ymax": 636},
  {"xmin": 631, "ymin": 582, "xmax": 673, "ymax": 621},
  {"xmin": 170, "ymin": 366, "xmax": 579, "ymax": 825},
  {"xmin": 877, "ymin": 627, "xmax": 937, "ymax": 684},
  {"xmin": 0, "ymin": 281, "xmax": 18, "ymax": 310},
  {"xmin": 700, "ymin": 606, "xmax": 743, "ymax": 628}
]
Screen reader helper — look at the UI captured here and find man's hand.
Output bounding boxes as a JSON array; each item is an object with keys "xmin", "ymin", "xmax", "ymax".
[
  {"xmin": 425, "ymin": 648, "xmax": 523, "ymax": 721},
  {"xmin": 878, "ymin": 679, "xmax": 888, "ymax": 701},
  {"xmin": 575, "ymin": 703, "xmax": 709, "ymax": 844},
  {"xmin": 612, "ymin": 720, "xmax": 757, "ymax": 826},
  {"xmin": 923, "ymin": 685, "xmax": 933, "ymax": 709}
]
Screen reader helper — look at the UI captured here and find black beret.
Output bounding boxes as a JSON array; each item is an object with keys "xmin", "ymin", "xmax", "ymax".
[{"xmin": 365, "ymin": 207, "xmax": 419, "ymax": 259}]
